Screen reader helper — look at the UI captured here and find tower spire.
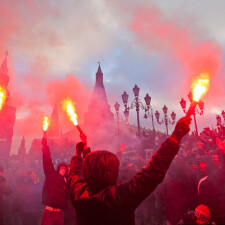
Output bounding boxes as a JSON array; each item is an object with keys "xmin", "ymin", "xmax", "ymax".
[
  {"xmin": 96, "ymin": 62, "xmax": 103, "ymax": 87},
  {"xmin": 18, "ymin": 136, "xmax": 26, "ymax": 157},
  {"xmin": 0, "ymin": 51, "xmax": 8, "ymax": 74},
  {"xmin": 84, "ymin": 63, "xmax": 114, "ymax": 127},
  {"xmin": 0, "ymin": 51, "xmax": 9, "ymax": 87}
]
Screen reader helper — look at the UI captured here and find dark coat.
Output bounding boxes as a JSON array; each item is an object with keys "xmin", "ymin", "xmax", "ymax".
[
  {"xmin": 0, "ymin": 175, "xmax": 11, "ymax": 214},
  {"xmin": 68, "ymin": 137, "xmax": 180, "ymax": 225},
  {"xmin": 199, "ymin": 164, "xmax": 225, "ymax": 224},
  {"xmin": 42, "ymin": 145, "xmax": 69, "ymax": 209}
]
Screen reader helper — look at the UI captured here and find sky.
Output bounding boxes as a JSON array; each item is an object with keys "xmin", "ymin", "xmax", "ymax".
[{"xmin": 0, "ymin": 0, "xmax": 225, "ymax": 154}]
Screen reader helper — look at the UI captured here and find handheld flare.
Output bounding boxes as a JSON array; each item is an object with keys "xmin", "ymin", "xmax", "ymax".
[
  {"xmin": 62, "ymin": 99, "xmax": 84, "ymax": 134},
  {"xmin": 43, "ymin": 116, "xmax": 49, "ymax": 137},
  {"xmin": 0, "ymin": 87, "xmax": 6, "ymax": 110},
  {"xmin": 187, "ymin": 74, "xmax": 209, "ymax": 117},
  {"xmin": 186, "ymin": 101, "xmax": 198, "ymax": 117},
  {"xmin": 76, "ymin": 124, "xmax": 84, "ymax": 134}
]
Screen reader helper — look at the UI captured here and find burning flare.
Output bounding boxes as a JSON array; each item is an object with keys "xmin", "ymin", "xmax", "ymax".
[
  {"xmin": 43, "ymin": 116, "xmax": 49, "ymax": 131},
  {"xmin": 192, "ymin": 73, "xmax": 210, "ymax": 102},
  {"xmin": 0, "ymin": 87, "xmax": 6, "ymax": 110},
  {"xmin": 186, "ymin": 73, "xmax": 210, "ymax": 117},
  {"xmin": 62, "ymin": 99, "xmax": 78, "ymax": 126}
]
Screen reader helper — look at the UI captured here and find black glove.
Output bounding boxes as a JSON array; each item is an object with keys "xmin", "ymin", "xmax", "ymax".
[{"xmin": 172, "ymin": 116, "xmax": 192, "ymax": 143}]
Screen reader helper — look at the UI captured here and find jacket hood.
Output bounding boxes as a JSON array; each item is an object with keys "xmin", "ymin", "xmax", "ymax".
[{"xmin": 82, "ymin": 150, "xmax": 119, "ymax": 193}]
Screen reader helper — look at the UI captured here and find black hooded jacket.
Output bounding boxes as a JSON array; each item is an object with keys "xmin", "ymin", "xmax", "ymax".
[{"xmin": 68, "ymin": 136, "xmax": 180, "ymax": 225}]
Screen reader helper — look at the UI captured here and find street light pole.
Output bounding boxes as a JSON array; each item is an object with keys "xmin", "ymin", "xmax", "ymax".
[
  {"xmin": 180, "ymin": 91, "xmax": 204, "ymax": 137},
  {"xmin": 114, "ymin": 102, "xmax": 120, "ymax": 137},
  {"xmin": 193, "ymin": 113, "xmax": 198, "ymax": 136},
  {"xmin": 155, "ymin": 105, "xmax": 176, "ymax": 136},
  {"xmin": 133, "ymin": 84, "xmax": 141, "ymax": 136},
  {"xmin": 136, "ymin": 98, "xmax": 141, "ymax": 136},
  {"xmin": 143, "ymin": 93, "xmax": 155, "ymax": 137},
  {"xmin": 121, "ymin": 84, "xmax": 154, "ymax": 137}
]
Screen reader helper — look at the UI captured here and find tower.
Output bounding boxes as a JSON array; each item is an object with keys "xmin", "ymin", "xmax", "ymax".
[
  {"xmin": 0, "ymin": 52, "xmax": 16, "ymax": 159},
  {"xmin": 84, "ymin": 63, "xmax": 114, "ymax": 127},
  {"xmin": 83, "ymin": 63, "xmax": 115, "ymax": 150},
  {"xmin": 18, "ymin": 136, "xmax": 26, "ymax": 158}
]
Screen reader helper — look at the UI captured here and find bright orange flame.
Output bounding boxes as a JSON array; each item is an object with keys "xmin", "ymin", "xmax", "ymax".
[
  {"xmin": 62, "ymin": 99, "xmax": 78, "ymax": 126},
  {"xmin": 0, "ymin": 87, "xmax": 6, "ymax": 110},
  {"xmin": 43, "ymin": 116, "xmax": 49, "ymax": 131},
  {"xmin": 192, "ymin": 73, "xmax": 210, "ymax": 102}
]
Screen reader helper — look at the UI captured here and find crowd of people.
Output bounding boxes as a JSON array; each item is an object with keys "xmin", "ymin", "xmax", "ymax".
[{"xmin": 0, "ymin": 116, "xmax": 225, "ymax": 225}]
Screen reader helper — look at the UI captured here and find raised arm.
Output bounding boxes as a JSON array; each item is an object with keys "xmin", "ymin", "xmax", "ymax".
[
  {"xmin": 42, "ymin": 137, "xmax": 55, "ymax": 176},
  {"xmin": 68, "ymin": 133, "xmax": 90, "ymax": 200},
  {"xmin": 113, "ymin": 117, "xmax": 192, "ymax": 211}
]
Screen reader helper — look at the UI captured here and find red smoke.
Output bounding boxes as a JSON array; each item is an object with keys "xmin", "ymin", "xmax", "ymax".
[
  {"xmin": 45, "ymin": 74, "xmax": 91, "ymax": 128},
  {"xmin": 0, "ymin": 0, "xmax": 59, "ymax": 52},
  {"xmin": 15, "ymin": 109, "xmax": 44, "ymax": 136},
  {"xmin": 130, "ymin": 6, "xmax": 222, "ymax": 78},
  {"xmin": 13, "ymin": 74, "xmax": 91, "ymax": 134}
]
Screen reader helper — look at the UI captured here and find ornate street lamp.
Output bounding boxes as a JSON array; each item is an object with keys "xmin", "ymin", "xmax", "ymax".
[
  {"xmin": 180, "ymin": 91, "xmax": 204, "ymax": 136},
  {"xmin": 114, "ymin": 102, "xmax": 120, "ymax": 136},
  {"xmin": 133, "ymin": 84, "xmax": 140, "ymax": 97},
  {"xmin": 155, "ymin": 105, "xmax": 176, "ymax": 135},
  {"xmin": 124, "ymin": 109, "xmax": 129, "ymax": 121},
  {"xmin": 216, "ymin": 115, "xmax": 222, "ymax": 127},
  {"xmin": 122, "ymin": 91, "xmax": 129, "ymax": 107},
  {"xmin": 114, "ymin": 101, "xmax": 120, "ymax": 112},
  {"xmin": 143, "ymin": 93, "xmax": 155, "ymax": 137},
  {"xmin": 222, "ymin": 110, "xmax": 225, "ymax": 120},
  {"xmin": 121, "ymin": 84, "xmax": 154, "ymax": 136}
]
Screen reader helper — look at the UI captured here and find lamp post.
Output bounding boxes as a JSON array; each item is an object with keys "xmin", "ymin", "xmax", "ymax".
[
  {"xmin": 180, "ymin": 91, "xmax": 204, "ymax": 136},
  {"xmin": 155, "ymin": 105, "xmax": 176, "ymax": 136},
  {"xmin": 216, "ymin": 115, "xmax": 222, "ymax": 127},
  {"xmin": 143, "ymin": 93, "xmax": 155, "ymax": 137},
  {"xmin": 216, "ymin": 110, "xmax": 225, "ymax": 128},
  {"xmin": 114, "ymin": 102, "xmax": 120, "ymax": 137},
  {"xmin": 121, "ymin": 84, "xmax": 153, "ymax": 136}
]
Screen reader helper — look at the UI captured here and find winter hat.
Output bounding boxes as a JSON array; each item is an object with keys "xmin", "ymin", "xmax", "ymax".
[{"xmin": 195, "ymin": 204, "xmax": 211, "ymax": 224}]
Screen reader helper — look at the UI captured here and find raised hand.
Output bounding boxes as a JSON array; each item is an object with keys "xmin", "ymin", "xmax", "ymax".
[{"xmin": 172, "ymin": 116, "xmax": 192, "ymax": 142}]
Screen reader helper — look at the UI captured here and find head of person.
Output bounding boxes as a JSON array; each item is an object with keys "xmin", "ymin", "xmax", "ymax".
[
  {"xmin": 29, "ymin": 171, "xmax": 37, "ymax": 182},
  {"xmin": 195, "ymin": 204, "xmax": 211, "ymax": 224},
  {"xmin": 197, "ymin": 141, "xmax": 204, "ymax": 150},
  {"xmin": 210, "ymin": 151, "xmax": 220, "ymax": 167},
  {"xmin": 82, "ymin": 150, "xmax": 120, "ymax": 193},
  {"xmin": 57, "ymin": 162, "xmax": 68, "ymax": 177}
]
